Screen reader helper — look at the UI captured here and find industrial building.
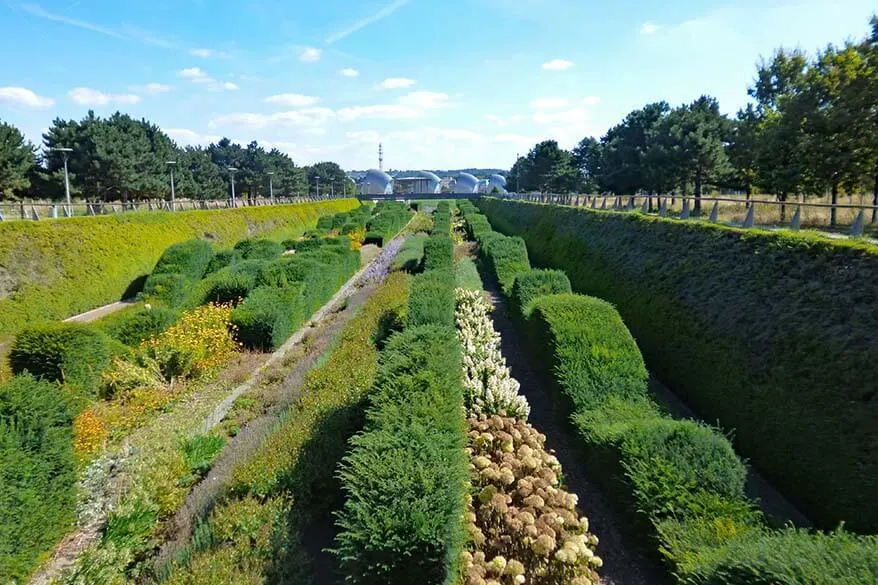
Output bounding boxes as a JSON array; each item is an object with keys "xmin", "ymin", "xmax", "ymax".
[
  {"xmin": 392, "ymin": 170, "xmax": 442, "ymax": 194},
  {"xmin": 453, "ymin": 172, "xmax": 479, "ymax": 194},
  {"xmin": 359, "ymin": 169, "xmax": 394, "ymax": 195}
]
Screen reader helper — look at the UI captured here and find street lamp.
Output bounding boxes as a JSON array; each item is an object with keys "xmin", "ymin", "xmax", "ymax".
[
  {"xmin": 330, "ymin": 179, "xmax": 334, "ymax": 198},
  {"xmin": 228, "ymin": 167, "xmax": 238, "ymax": 207},
  {"xmin": 516, "ymin": 152, "xmax": 521, "ymax": 193},
  {"xmin": 166, "ymin": 161, "xmax": 177, "ymax": 211},
  {"xmin": 316, "ymin": 176, "xmax": 320, "ymax": 199},
  {"xmin": 267, "ymin": 171, "xmax": 275, "ymax": 204},
  {"xmin": 52, "ymin": 147, "xmax": 73, "ymax": 214}
]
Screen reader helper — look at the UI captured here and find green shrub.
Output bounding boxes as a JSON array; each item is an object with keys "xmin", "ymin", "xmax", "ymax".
[
  {"xmin": 464, "ymin": 213, "xmax": 492, "ymax": 241},
  {"xmin": 181, "ymin": 434, "xmax": 226, "ymax": 478},
  {"xmin": 232, "ymin": 238, "xmax": 283, "ymax": 261},
  {"xmin": 150, "ymin": 239, "xmax": 215, "ymax": 280},
  {"xmin": 364, "ymin": 231, "xmax": 384, "ymax": 246},
  {"xmin": 0, "ymin": 374, "xmax": 76, "ymax": 583},
  {"xmin": 454, "ymin": 258, "xmax": 483, "ymax": 291},
  {"xmin": 478, "ymin": 198, "xmax": 878, "ymax": 531},
  {"xmin": 205, "ymin": 249, "xmax": 241, "ymax": 274},
  {"xmin": 512, "ymin": 269, "xmax": 571, "ymax": 317},
  {"xmin": 317, "ymin": 215, "xmax": 334, "ymax": 230},
  {"xmin": 230, "ymin": 285, "xmax": 306, "ymax": 351},
  {"xmin": 142, "ymin": 272, "xmax": 190, "ymax": 305},
  {"xmin": 9, "ymin": 322, "xmax": 114, "ymax": 398},
  {"xmin": 188, "ymin": 260, "xmax": 267, "ymax": 307},
  {"xmin": 99, "ymin": 306, "xmax": 181, "ymax": 346},
  {"xmin": 341, "ymin": 222, "xmax": 360, "ymax": 235},
  {"xmin": 331, "ymin": 212, "xmax": 351, "ymax": 230},
  {"xmin": 481, "ymin": 234, "xmax": 530, "ymax": 297},
  {"xmin": 391, "ymin": 233, "xmax": 428, "ymax": 273},
  {"xmin": 334, "ymin": 324, "xmax": 468, "ymax": 585},
  {"xmin": 0, "ymin": 199, "xmax": 358, "ymax": 339},
  {"xmin": 423, "ymin": 235, "xmax": 454, "ymax": 271},
  {"xmin": 408, "ymin": 269, "xmax": 455, "ymax": 328}
]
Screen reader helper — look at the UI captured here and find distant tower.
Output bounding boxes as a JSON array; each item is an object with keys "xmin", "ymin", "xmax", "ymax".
[{"xmin": 378, "ymin": 143, "xmax": 384, "ymax": 171}]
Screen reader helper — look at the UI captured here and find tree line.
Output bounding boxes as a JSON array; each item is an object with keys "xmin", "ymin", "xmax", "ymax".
[
  {"xmin": 507, "ymin": 16, "xmax": 878, "ymax": 218},
  {"xmin": 0, "ymin": 111, "xmax": 354, "ymax": 202}
]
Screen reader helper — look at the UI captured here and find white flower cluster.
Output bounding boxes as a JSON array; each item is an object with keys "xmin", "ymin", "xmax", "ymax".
[{"xmin": 455, "ymin": 288, "xmax": 530, "ymax": 420}]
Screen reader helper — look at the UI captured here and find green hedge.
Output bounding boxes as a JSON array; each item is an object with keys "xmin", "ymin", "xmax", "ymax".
[
  {"xmin": 453, "ymin": 258, "xmax": 483, "ymax": 291},
  {"xmin": 423, "ymin": 235, "xmax": 454, "ymax": 272},
  {"xmin": 187, "ymin": 260, "xmax": 267, "ymax": 307},
  {"xmin": 478, "ymin": 198, "xmax": 878, "ymax": 532},
  {"xmin": 0, "ymin": 374, "xmax": 76, "ymax": 584},
  {"xmin": 407, "ymin": 269, "xmax": 455, "ymax": 329},
  {"xmin": 316, "ymin": 215, "xmax": 335, "ymax": 230},
  {"xmin": 232, "ymin": 238, "xmax": 284, "ymax": 261},
  {"xmin": 480, "ymin": 234, "xmax": 530, "ymax": 297},
  {"xmin": 97, "ymin": 306, "xmax": 181, "ymax": 346},
  {"xmin": 9, "ymin": 322, "xmax": 115, "ymax": 399},
  {"xmin": 511, "ymin": 269, "xmax": 571, "ymax": 317},
  {"xmin": 367, "ymin": 202, "xmax": 411, "ymax": 244},
  {"xmin": 0, "ymin": 199, "xmax": 358, "ymax": 340},
  {"xmin": 143, "ymin": 239, "xmax": 215, "ymax": 305},
  {"xmin": 391, "ymin": 233, "xmax": 428, "ymax": 273},
  {"xmin": 334, "ymin": 324, "xmax": 468, "ymax": 585},
  {"xmin": 230, "ymin": 284, "xmax": 307, "ymax": 351}
]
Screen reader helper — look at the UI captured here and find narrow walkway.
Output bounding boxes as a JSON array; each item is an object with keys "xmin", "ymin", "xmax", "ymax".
[{"xmin": 478, "ymin": 272, "xmax": 667, "ymax": 585}]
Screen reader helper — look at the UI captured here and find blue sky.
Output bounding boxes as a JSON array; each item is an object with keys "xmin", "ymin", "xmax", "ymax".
[{"xmin": 0, "ymin": 0, "xmax": 875, "ymax": 170}]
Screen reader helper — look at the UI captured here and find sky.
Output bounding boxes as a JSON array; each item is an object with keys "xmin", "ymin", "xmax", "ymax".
[{"xmin": 0, "ymin": 0, "xmax": 875, "ymax": 171}]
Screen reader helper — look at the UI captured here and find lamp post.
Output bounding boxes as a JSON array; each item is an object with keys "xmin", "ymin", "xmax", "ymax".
[
  {"xmin": 52, "ymin": 147, "xmax": 73, "ymax": 215},
  {"xmin": 267, "ymin": 171, "xmax": 275, "ymax": 204},
  {"xmin": 516, "ymin": 152, "xmax": 521, "ymax": 193},
  {"xmin": 330, "ymin": 179, "xmax": 334, "ymax": 198},
  {"xmin": 166, "ymin": 160, "xmax": 177, "ymax": 211},
  {"xmin": 228, "ymin": 167, "xmax": 238, "ymax": 207},
  {"xmin": 316, "ymin": 176, "xmax": 320, "ymax": 199}
]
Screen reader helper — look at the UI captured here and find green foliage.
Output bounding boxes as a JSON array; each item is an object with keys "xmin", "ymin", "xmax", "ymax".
[
  {"xmin": 480, "ymin": 198, "xmax": 878, "ymax": 531},
  {"xmin": 480, "ymin": 234, "xmax": 531, "ymax": 297},
  {"xmin": 181, "ymin": 434, "xmax": 226, "ymax": 478},
  {"xmin": 188, "ymin": 261, "xmax": 266, "ymax": 307},
  {"xmin": 149, "ymin": 239, "xmax": 215, "ymax": 281},
  {"xmin": 0, "ymin": 199, "xmax": 359, "ymax": 339},
  {"xmin": 364, "ymin": 231, "xmax": 384, "ymax": 246},
  {"xmin": 98, "ymin": 306, "xmax": 181, "ymax": 346},
  {"xmin": 204, "ymin": 249, "xmax": 241, "ymax": 275},
  {"xmin": 9, "ymin": 322, "xmax": 114, "ymax": 398},
  {"xmin": 230, "ymin": 284, "xmax": 306, "ymax": 351},
  {"xmin": 232, "ymin": 238, "xmax": 284, "ymax": 261},
  {"xmin": 408, "ymin": 269, "xmax": 455, "ymax": 328},
  {"xmin": 316, "ymin": 215, "xmax": 334, "ymax": 230},
  {"xmin": 367, "ymin": 202, "xmax": 412, "ymax": 244},
  {"xmin": 431, "ymin": 207, "xmax": 452, "ymax": 235},
  {"xmin": 511, "ymin": 269, "xmax": 571, "ymax": 317},
  {"xmin": 0, "ymin": 120, "xmax": 37, "ymax": 200},
  {"xmin": 334, "ymin": 324, "xmax": 468, "ymax": 585},
  {"xmin": 453, "ymin": 258, "xmax": 483, "ymax": 291},
  {"xmin": 0, "ymin": 374, "xmax": 76, "ymax": 583},
  {"xmin": 423, "ymin": 235, "xmax": 454, "ymax": 271},
  {"xmin": 391, "ymin": 233, "xmax": 428, "ymax": 273}
]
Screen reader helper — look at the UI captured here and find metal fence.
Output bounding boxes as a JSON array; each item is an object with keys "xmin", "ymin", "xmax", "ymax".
[
  {"xmin": 505, "ymin": 193, "xmax": 878, "ymax": 237},
  {"xmin": 0, "ymin": 195, "xmax": 350, "ymax": 222}
]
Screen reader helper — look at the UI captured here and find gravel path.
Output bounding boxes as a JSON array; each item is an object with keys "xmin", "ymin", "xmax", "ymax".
[{"xmin": 479, "ymin": 272, "xmax": 668, "ymax": 585}]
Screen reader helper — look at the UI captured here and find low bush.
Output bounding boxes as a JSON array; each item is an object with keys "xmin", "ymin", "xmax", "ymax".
[
  {"xmin": 150, "ymin": 239, "xmax": 215, "ymax": 280},
  {"xmin": 454, "ymin": 258, "xmax": 483, "ymax": 291},
  {"xmin": 511, "ymin": 269, "xmax": 571, "ymax": 317},
  {"xmin": 181, "ymin": 434, "xmax": 226, "ymax": 479},
  {"xmin": 232, "ymin": 238, "xmax": 283, "ymax": 261},
  {"xmin": 481, "ymin": 235, "xmax": 530, "ymax": 297},
  {"xmin": 230, "ymin": 284, "xmax": 306, "ymax": 351},
  {"xmin": 367, "ymin": 202, "xmax": 411, "ymax": 244},
  {"xmin": 0, "ymin": 374, "xmax": 77, "ymax": 583},
  {"xmin": 335, "ymin": 324, "xmax": 468, "ymax": 585},
  {"xmin": 391, "ymin": 233, "xmax": 428, "ymax": 273},
  {"xmin": 432, "ymin": 206, "xmax": 452, "ymax": 236},
  {"xmin": 98, "ymin": 306, "xmax": 181, "ymax": 346},
  {"xmin": 464, "ymin": 213, "xmax": 493, "ymax": 242},
  {"xmin": 9, "ymin": 322, "xmax": 115, "ymax": 399},
  {"xmin": 332, "ymin": 212, "xmax": 352, "ymax": 230},
  {"xmin": 364, "ymin": 231, "xmax": 384, "ymax": 246},
  {"xmin": 478, "ymin": 198, "xmax": 878, "ymax": 530},
  {"xmin": 189, "ymin": 265, "xmax": 259, "ymax": 307},
  {"xmin": 408, "ymin": 268, "xmax": 456, "ymax": 328},
  {"xmin": 316, "ymin": 215, "xmax": 335, "ymax": 230},
  {"xmin": 204, "ymin": 249, "xmax": 241, "ymax": 275},
  {"xmin": 423, "ymin": 234, "xmax": 454, "ymax": 271}
]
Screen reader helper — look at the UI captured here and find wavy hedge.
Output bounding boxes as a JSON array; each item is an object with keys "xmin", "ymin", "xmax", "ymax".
[
  {"xmin": 0, "ymin": 199, "xmax": 358, "ymax": 340},
  {"xmin": 334, "ymin": 324, "xmax": 468, "ymax": 585},
  {"xmin": 477, "ymin": 198, "xmax": 878, "ymax": 533}
]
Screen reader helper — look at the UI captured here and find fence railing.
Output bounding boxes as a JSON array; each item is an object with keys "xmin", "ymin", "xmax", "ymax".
[
  {"xmin": 0, "ymin": 195, "xmax": 350, "ymax": 222},
  {"xmin": 504, "ymin": 192, "xmax": 878, "ymax": 237}
]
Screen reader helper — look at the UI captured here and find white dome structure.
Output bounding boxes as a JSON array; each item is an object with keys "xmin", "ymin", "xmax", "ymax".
[
  {"xmin": 488, "ymin": 174, "xmax": 508, "ymax": 194},
  {"xmin": 453, "ymin": 172, "xmax": 479, "ymax": 194},
  {"xmin": 360, "ymin": 169, "xmax": 393, "ymax": 195}
]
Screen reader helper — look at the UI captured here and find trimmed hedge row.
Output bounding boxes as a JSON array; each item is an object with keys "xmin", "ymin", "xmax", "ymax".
[
  {"xmin": 0, "ymin": 374, "xmax": 77, "ymax": 583},
  {"xmin": 366, "ymin": 201, "xmax": 412, "ymax": 245},
  {"xmin": 477, "ymin": 198, "xmax": 878, "ymax": 532},
  {"xmin": 0, "ymin": 199, "xmax": 358, "ymax": 339},
  {"xmin": 391, "ymin": 233, "xmax": 427, "ymax": 273},
  {"xmin": 423, "ymin": 235, "xmax": 454, "ymax": 272},
  {"xmin": 335, "ymin": 324, "xmax": 468, "ymax": 585},
  {"xmin": 408, "ymin": 269, "xmax": 455, "ymax": 328},
  {"xmin": 431, "ymin": 202, "xmax": 452, "ymax": 235},
  {"xmin": 511, "ymin": 269, "xmax": 571, "ymax": 317}
]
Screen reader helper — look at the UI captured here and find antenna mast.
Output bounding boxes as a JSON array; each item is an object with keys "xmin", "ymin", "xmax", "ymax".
[{"xmin": 378, "ymin": 142, "xmax": 384, "ymax": 171}]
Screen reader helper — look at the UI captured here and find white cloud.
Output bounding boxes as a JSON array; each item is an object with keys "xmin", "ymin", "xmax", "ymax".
[
  {"xmin": 190, "ymin": 47, "xmax": 214, "ymax": 58},
  {"xmin": 166, "ymin": 128, "xmax": 223, "ymax": 146},
  {"xmin": 0, "ymin": 86, "xmax": 54, "ymax": 108},
  {"xmin": 337, "ymin": 104, "xmax": 422, "ymax": 121},
  {"xmin": 533, "ymin": 108, "xmax": 589, "ymax": 125},
  {"xmin": 340, "ymin": 68, "xmax": 360, "ymax": 77},
  {"xmin": 398, "ymin": 91, "xmax": 449, "ymax": 108},
  {"xmin": 326, "ymin": 0, "xmax": 411, "ymax": 44},
  {"xmin": 264, "ymin": 93, "xmax": 320, "ymax": 107},
  {"xmin": 299, "ymin": 47, "xmax": 322, "ymax": 62},
  {"xmin": 583, "ymin": 95, "xmax": 601, "ymax": 106},
  {"xmin": 485, "ymin": 114, "xmax": 525, "ymax": 127},
  {"xmin": 302, "ymin": 127, "xmax": 327, "ymax": 136},
  {"xmin": 641, "ymin": 22, "xmax": 660, "ymax": 34},
  {"xmin": 380, "ymin": 77, "xmax": 416, "ymax": 89},
  {"xmin": 145, "ymin": 83, "xmax": 171, "ymax": 94},
  {"xmin": 542, "ymin": 59, "xmax": 574, "ymax": 71},
  {"xmin": 178, "ymin": 68, "xmax": 237, "ymax": 91},
  {"xmin": 529, "ymin": 97, "xmax": 569, "ymax": 109},
  {"xmin": 210, "ymin": 107, "xmax": 335, "ymax": 129},
  {"xmin": 68, "ymin": 87, "xmax": 141, "ymax": 106}
]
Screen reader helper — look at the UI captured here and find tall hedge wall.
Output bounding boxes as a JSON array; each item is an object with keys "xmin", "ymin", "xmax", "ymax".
[
  {"xmin": 477, "ymin": 198, "xmax": 878, "ymax": 532},
  {"xmin": 0, "ymin": 199, "xmax": 358, "ymax": 340}
]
